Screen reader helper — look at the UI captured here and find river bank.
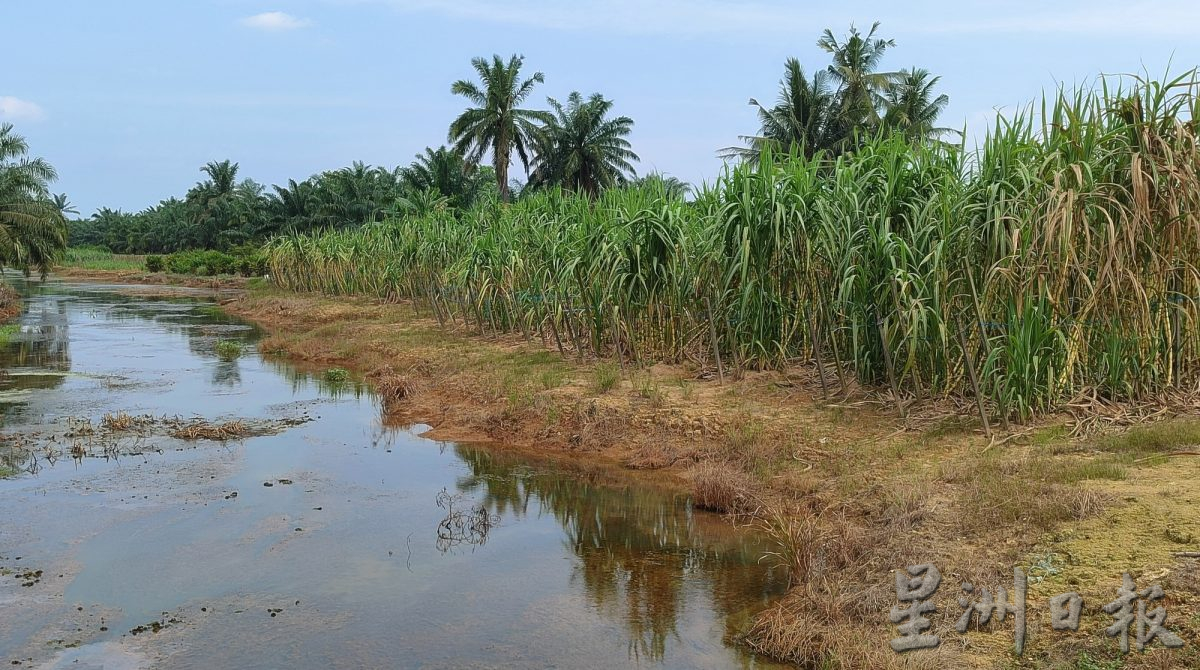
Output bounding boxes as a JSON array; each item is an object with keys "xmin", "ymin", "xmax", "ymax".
[{"xmin": 34, "ymin": 270, "xmax": 1200, "ymax": 668}]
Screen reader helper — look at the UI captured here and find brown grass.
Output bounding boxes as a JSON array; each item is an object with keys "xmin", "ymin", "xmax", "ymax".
[
  {"xmin": 0, "ymin": 282, "xmax": 21, "ymax": 322},
  {"xmin": 169, "ymin": 419, "xmax": 252, "ymax": 441},
  {"xmin": 687, "ymin": 461, "xmax": 757, "ymax": 514}
]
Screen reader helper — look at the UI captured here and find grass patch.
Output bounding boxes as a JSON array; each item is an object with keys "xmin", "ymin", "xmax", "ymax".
[
  {"xmin": 61, "ymin": 247, "xmax": 145, "ymax": 271},
  {"xmin": 636, "ymin": 376, "xmax": 664, "ymax": 405},
  {"xmin": 1095, "ymin": 419, "xmax": 1200, "ymax": 457},
  {"xmin": 940, "ymin": 453, "xmax": 1107, "ymax": 532},
  {"xmin": 323, "ymin": 367, "xmax": 350, "ymax": 384},
  {"xmin": 215, "ymin": 340, "xmax": 242, "ymax": 361},
  {"xmin": 1053, "ymin": 459, "xmax": 1128, "ymax": 482},
  {"xmin": 592, "ymin": 363, "xmax": 620, "ymax": 394},
  {"xmin": 0, "ymin": 323, "xmax": 20, "ymax": 347},
  {"xmin": 723, "ymin": 412, "xmax": 766, "ymax": 452},
  {"xmin": 538, "ymin": 367, "xmax": 567, "ymax": 390}
]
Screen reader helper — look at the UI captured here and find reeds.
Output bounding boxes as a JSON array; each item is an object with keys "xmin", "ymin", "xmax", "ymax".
[{"xmin": 265, "ymin": 72, "xmax": 1200, "ymax": 424}]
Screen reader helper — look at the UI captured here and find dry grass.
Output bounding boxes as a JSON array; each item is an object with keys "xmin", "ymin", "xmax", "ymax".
[
  {"xmin": 169, "ymin": 419, "xmax": 252, "ymax": 441},
  {"xmin": 686, "ymin": 461, "xmax": 756, "ymax": 514},
  {"xmin": 0, "ymin": 282, "xmax": 21, "ymax": 322}
]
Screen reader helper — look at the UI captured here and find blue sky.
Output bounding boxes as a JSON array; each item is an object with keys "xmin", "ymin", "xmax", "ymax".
[{"xmin": 5, "ymin": 1, "xmax": 1198, "ymax": 215}]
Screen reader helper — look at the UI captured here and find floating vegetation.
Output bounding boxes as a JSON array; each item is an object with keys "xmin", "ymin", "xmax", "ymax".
[
  {"xmin": 323, "ymin": 367, "xmax": 350, "ymax": 384},
  {"xmin": 169, "ymin": 419, "xmax": 251, "ymax": 441},
  {"xmin": 215, "ymin": 340, "xmax": 243, "ymax": 361}
]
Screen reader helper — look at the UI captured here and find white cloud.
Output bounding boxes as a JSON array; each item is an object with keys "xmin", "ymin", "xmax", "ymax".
[
  {"xmin": 0, "ymin": 96, "xmax": 45, "ymax": 122},
  {"xmin": 337, "ymin": 0, "xmax": 1200, "ymax": 38},
  {"xmin": 239, "ymin": 11, "xmax": 313, "ymax": 32}
]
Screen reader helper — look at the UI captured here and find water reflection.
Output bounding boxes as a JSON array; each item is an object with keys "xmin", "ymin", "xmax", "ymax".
[{"xmin": 452, "ymin": 445, "xmax": 789, "ymax": 663}]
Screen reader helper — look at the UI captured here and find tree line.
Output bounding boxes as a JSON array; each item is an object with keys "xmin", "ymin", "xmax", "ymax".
[{"xmin": 66, "ymin": 22, "xmax": 951, "ymax": 255}]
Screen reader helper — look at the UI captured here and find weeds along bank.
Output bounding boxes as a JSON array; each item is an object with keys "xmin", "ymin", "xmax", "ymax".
[{"xmin": 266, "ymin": 74, "xmax": 1200, "ymax": 424}]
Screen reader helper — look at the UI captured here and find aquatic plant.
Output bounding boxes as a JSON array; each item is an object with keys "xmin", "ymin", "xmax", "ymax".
[
  {"xmin": 323, "ymin": 367, "xmax": 350, "ymax": 384},
  {"xmin": 215, "ymin": 340, "xmax": 242, "ymax": 361}
]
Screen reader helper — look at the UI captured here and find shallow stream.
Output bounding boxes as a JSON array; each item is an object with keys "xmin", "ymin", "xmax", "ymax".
[{"xmin": 0, "ymin": 280, "xmax": 788, "ymax": 669}]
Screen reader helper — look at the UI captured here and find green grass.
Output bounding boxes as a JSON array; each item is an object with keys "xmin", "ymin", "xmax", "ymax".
[
  {"xmin": 323, "ymin": 367, "xmax": 350, "ymax": 384},
  {"xmin": 1052, "ymin": 459, "xmax": 1128, "ymax": 482},
  {"xmin": 0, "ymin": 324, "xmax": 20, "ymax": 347},
  {"xmin": 1095, "ymin": 419, "xmax": 1200, "ymax": 458},
  {"xmin": 538, "ymin": 367, "xmax": 567, "ymax": 390},
  {"xmin": 592, "ymin": 363, "xmax": 620, "ymax": 394},
  {"xmin": 61, "ymin": 247, "xmax": 145, "ymax": 271},
  {"xmin": 215, "ymin": 340, "xmax": 242, "ymax": 361}
]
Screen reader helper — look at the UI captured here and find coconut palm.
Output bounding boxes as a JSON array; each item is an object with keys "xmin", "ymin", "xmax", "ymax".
[
  {"xmin": 448, "ymin": 54, "xmax": 552, "ymax": 202},
  {"xmin": 818, "ymin": 22, "xmax": 899, "ymax": 134},
  {"xmin": 528, "ymin": 92, "xmax": 638, "ymax": 197},
  {"xmin": 0, "ymin": 123, "xmax": 67, "ymax": 276},
  {"xmin": 884, "ymin": 68, "xmax": 957, "ymax": 143},
  {"xmin": 721, "ymin": 58, "xmax": 837, "ymax": 162}
]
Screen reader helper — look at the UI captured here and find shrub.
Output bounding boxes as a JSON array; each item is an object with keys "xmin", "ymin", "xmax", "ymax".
[
  {"xmin": 215, "ymin": 340, "xmax": 242, "ymax": 360},
  {"xmin": 145, "ymin": 255, "xmax": 164, "ymax": 272}
]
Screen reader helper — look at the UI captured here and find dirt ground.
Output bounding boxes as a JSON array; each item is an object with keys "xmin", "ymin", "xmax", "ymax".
[{"xmin": 48, "ymin": 272, "xmax": 1200, "ymax": 669}]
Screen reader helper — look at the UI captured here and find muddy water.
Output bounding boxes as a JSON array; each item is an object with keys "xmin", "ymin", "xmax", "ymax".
[{"xmin": 0, "ymin": 280, "xmax": 789, "ymax": 669}]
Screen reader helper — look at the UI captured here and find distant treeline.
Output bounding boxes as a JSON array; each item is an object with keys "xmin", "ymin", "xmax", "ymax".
[{"xmin": 71, "ymin": 23, "xmax": 953, "ymax": 255}]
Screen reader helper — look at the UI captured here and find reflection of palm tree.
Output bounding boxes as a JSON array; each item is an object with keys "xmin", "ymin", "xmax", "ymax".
[{"xmin": 451, "ymin": 444, "xmax": 789, "ymax": 662}]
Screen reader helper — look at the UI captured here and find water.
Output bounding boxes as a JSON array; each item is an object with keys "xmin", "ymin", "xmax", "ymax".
[{"xmin": 0, "ymin": 280, "xmax": 789, "ymax": 669}]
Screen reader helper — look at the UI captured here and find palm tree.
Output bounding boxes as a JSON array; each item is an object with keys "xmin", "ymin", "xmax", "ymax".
[
  {"xmin": 0, "ymin": 123, "xmax": 67, "ymax": 276},
  {"xmin": 268, "ymin": 179, "xmax": 320, "ymax": 234},
  {"xmin": 318, "ymin": 162, "xmax": 401, "ymax": 225},
  {"xmin": 883, "ymin": 68, "xmax": 956, "ymax": 144},
  {"xmin": 631, "ymin": 173, "xmax": 691, "ymax": 199},
  {"xmin": 448, "ymin": 54, "xmax": 551, "ymax": 202},
  {"xmin": 721, "ymin": 58, "xmax": 836, "ymax": 162},
  {"xmin": 399, "ymin": 146, "xmax": 492, "ymax": 210},
  {"xmin": 818, "ymin": 22, "xmax": 899, "ymax": 136},
  {"xmin": 51, "ymin": 193, "xmax": 79, "ymax": 218},
  {"xmin": 528, "ymin": 92, "xmax": 638, "ymax": 197}
]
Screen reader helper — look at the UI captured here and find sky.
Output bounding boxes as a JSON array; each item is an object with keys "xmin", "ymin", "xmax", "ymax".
[{"xmin": 5, "ymin": 1, "xmax": 1199, "ymax": 215}]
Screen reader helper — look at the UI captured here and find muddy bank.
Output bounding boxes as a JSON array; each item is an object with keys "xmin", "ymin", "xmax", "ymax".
[{"xmin": 52, "ymin": 267, "xmax": 250, "ymax": 291}]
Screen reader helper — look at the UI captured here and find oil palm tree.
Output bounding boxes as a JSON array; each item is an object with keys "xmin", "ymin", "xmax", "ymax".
[
  {"xmin": 818, "ymin": 22, "xmax": 899, "ymax": 136},
  {"xmin": 0, "ymin": 123, "xmax": 67, "ymax": 276},
  {"xmin": 528, "ymin": 91, "xmax": 638, "ymax": 197},
  {"xmin": 721, "ymin": 58, "xmax": 836, "ymax": 162},
  {"xmin": 400, "ymin": 146, "xmax": 492, "ymax": 210},
  {"xmin": 51, "ymin": 193, "xmax": 79, "ymax": 218},
  {"xmin": 632, "ymin": 173, "xmax": 691, "ymax": 199},
  {"xmin": 883, "ymin": 68, "xmax": 956, "ymax": 143},
  {"xmin": 449, "ymin": 54, "xmax": 552, "ymax": 202}
]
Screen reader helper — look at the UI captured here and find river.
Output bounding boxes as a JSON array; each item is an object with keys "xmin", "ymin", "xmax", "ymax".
[{"xmin": 0, "ymin": 279, "xmax": 789, "ymax": 669}]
